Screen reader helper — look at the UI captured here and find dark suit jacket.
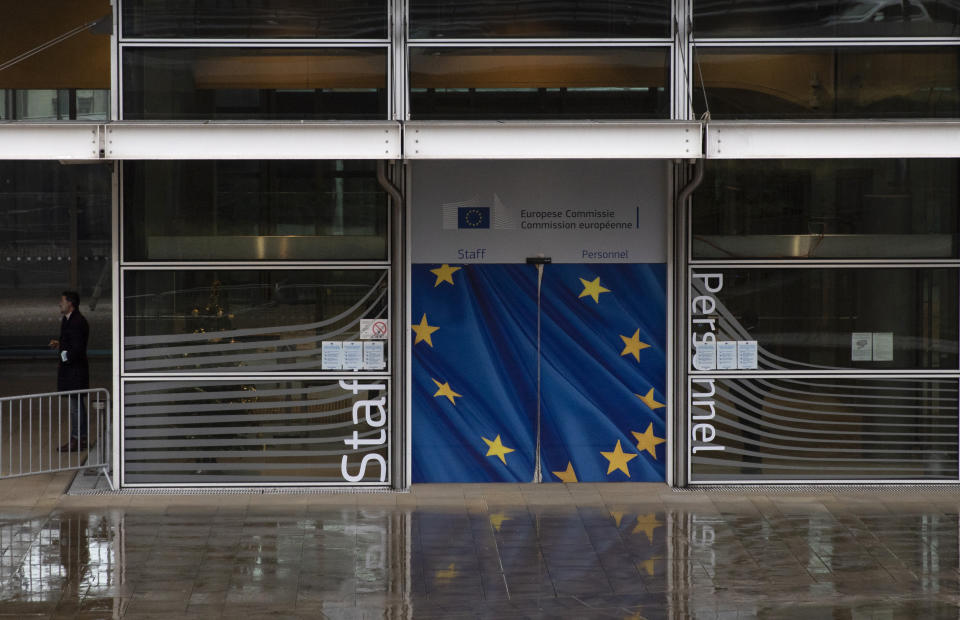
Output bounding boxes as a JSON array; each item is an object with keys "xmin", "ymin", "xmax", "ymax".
[{"xmin": 58, "ymin": 311, "xmax": 90, "ymax": 391}]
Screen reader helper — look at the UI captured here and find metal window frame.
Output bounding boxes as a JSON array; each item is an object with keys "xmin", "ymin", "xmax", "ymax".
[
  {"xmin": 118, "ymin": 264, "xmax": 393, "ymax": 378},
  {"xmin": 118, "ymin": 374, "xmax": 392, "ymax": 488},
  {"xmin": 116, "ymin": 0, "xmax": 392, "ymax": 44},
  {"xmin": 685, "ymin": 373, "xmax": 960, "ymax": 485},
  {"xmin": 694, "ymin": 38, "xmax": 960, "ymax": 47},
  {"xmin": 683, "ymin": 257, "xmax": 960, "ymax": 485},
  {"xmin": 116, "ymin": 153, "xmax": 396, "ymax": 487},
  {"xmin": 403, "ymin": 0, "xmax": 673, "ymax": 46},
  {"xmin": 36, "ymin": 0, "xmax": 960, "ymax": 490},
  {"xmin": 684, "ymin": 262, "xmax": 960, "ymax": 375},
  {"xmin": 116, "ymin": 41, "xmax": 394, "ymax": 122},
  {"xmin": 407, "ymin": 40, "xmax": 673, "ymax": 47}
]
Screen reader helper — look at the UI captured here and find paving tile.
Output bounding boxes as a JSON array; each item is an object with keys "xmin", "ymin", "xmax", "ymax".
[{"xmin": 7, "ymin": 481, "xmax": 960, "ymax": 618}]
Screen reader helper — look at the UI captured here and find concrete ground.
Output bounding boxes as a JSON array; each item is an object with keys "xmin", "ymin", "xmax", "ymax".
[{"xmin": 1, "ymin": 475, "xmax": 960, "ymax": 618}]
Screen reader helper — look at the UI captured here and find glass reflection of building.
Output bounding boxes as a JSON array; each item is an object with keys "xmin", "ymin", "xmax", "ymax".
[{"xmin": 3, "ymin": 0, "xmax": 960, "ymax": 486}]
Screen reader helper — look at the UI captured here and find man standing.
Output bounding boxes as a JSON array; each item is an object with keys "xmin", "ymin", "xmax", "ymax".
[{"xmin": 49, "ymin": 291, "xmax": 89, "ymax": 452}]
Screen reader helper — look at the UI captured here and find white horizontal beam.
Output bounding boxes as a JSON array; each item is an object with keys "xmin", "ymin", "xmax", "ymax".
[
  {"xmin": 707, "ymin": 122, "xmax": 960, "ymax": 159},
  {"xmin": 104, "ymin": 122, "xmax": 401, "ymax": 159},
  {"xmin": 404, "ymin": 121, "xmax": 702, "ymax": 159},
  {"xmin": 0, "ymin": 124, "xmax": 100, "ymax": 160}
]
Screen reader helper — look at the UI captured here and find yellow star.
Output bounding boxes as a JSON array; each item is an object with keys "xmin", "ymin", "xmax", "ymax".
[
  {"xmin": 620, "ymin": 329, "xmax": 651, "ymax": 361},
  {"xmin": 435, "ymin": 563, "xmax": 458, "ymax": 580},
  {"xmin": 489, "ymin": 513, "xmax": 510, "ymax": 532},
  {"xmin": 635, "ymin": 388, "xmax": 665, "ymax": 411},
  {"xmin": 632, "ymin": 423, "xmax": 666, "ymax": 459},
  {"xmin": 430, "ymin": 264, "xmax": 461, "ymax": 287},
  {"xmin": 638, "ymin": 557, "xmax": 660, "ymax": 576},
  {"xmin": 482, "ymin": 435, "xmax": 515, "ymax": 465},
  {"xmin": 411, "ymin": 313, "xmax": 439, "ymax": 347},
  {"xmin": 578, "ymin": 276, "xmax": 610, "ymax": 304},
  {"xmin": 552, "ymin": 462, "xmax": 578, "ymax": 483},
  {"xmin": 600, "ymin": 440, "xmax": 637, "ymax": 477},
  {"xmin": 632, "ymin": 513, "xmax": 662, "ymax": 542},
  {"xmin": 431, "ymin": 378, "xmax": 462, "ymax": 405},
  {"xmin": 610, "ymin": 511, "xmax": 625, "ymax": 528}
]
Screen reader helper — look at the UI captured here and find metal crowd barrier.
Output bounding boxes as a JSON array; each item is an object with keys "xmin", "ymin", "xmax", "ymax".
[{"xmin": 0, "ymin": 389, "xmax": 112, "ymax": 489}]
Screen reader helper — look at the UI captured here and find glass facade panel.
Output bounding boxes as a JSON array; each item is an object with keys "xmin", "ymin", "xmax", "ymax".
[
  {"xmin": 0, "ymin": 90, "xmax": 109, "ymax": 121},
  {"xmin": 122, "ymin": 47, "xmax": 387, "ymax": 120},
  {"xmin": 409, "ymin": 0, "xmax": 670, "ymax": 39},
  {"xmin": 694, "ymin": 47, "xmax": 960, "ymax": 119},
  {"xmin": 122, "ymin": 0, "xmax": 387, "ymax": 39},
  {"xmin": 690, "ymin": 268, "xmax": 958, "ymax": 370},
  {"xmin": 123, "ymin": 270, "xmax": 388, "ymax": 373},
  {"xmin": 1, "ymin": 4, "xmax": 111, "ymax": 120},
  {"xmin": 694, "ymin": 0, "xmax": 960, "ymax": 38},
  {"xmin": 689, "ymin": 377, "xmax": 959, "ymax": 481},
  {"xmin": 123, "ymin": 161, "xmax": 387, "ymax": 262},
  {"xmin": 409, "ymin": 47, "xmax": 669, "ymax": 119},
  {"xmin": 0, "ymin": 162, "xmax": 113, "ymax": 397},
  {"xmin": 123, "ymin": 379, "xmax": 390, "ymax": 484},
  {"xmin": 692, "ymin": 159, "xmax": 960, "ymax": 259}
]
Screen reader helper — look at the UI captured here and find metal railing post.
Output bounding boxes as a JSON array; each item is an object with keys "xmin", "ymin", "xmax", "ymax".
[{"xmin": 0, "ymin": 389, "xmax": 112, "ymax": 483}]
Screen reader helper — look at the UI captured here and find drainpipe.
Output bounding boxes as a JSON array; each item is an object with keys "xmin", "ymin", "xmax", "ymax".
[
  {"xmin": 672, "ymin": 156, "xmax": 704, "ymax": 488},
  {"xmin": 676, "ymin": 159, "xmax": 704, "ymax": 215},
  {"xmin": 377, "ymin": 160, "xmax": 407, "ymax": 490}
]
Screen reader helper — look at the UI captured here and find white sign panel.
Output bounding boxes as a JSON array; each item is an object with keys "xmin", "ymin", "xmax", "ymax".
[
  {"xmin": 410, "ymin": 160, "xmax": 666, "ymax": 264},
  {"xmin": 322, "ymin": 341, "xmax": 343, "ymax": 370},
  {"xmin": 851, "ymin": 332, "xmax": 873, "ymax": 361},
  {"xmin": 360, "ymin": 318, "xmax": 389, "ymax": 340},
  {"xmin": 343, "ymin": 341, "xmax": 364, "ymax": 371}
]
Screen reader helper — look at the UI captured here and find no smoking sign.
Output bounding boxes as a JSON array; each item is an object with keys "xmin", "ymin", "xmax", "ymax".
[{"xmin": 360, "ymin": 319, "xmax": 389, "ymax": 340}]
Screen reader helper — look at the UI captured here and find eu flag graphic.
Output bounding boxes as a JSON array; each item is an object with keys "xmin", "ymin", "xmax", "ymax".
[
  {"xmin": 411, "ymin": 262, "xmax": 666, "ymax": 483},
  {"xmin": 457, "ymin": 207, "xmax": 490, "ymax": 229}
]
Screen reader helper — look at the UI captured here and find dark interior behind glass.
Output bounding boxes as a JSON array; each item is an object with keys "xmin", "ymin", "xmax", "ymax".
[
  {"xmin": 694, "ymin": 0, "xmax": 960, "ymax": 38},
  {"xmin": 123, "ymin": 160, "xmax": 387, "ymax": 261},
  {"xmin": 410, "ymin": 47, "xmax": 669, "ymax": 119},
  {"xmin": 0, "ymin": 162, "xmax": 113, "ymax": 396},
  {"xmin": 122, "ymin": 0, "xmax": 387, "ymax": 39},
  {"xmin": 122, "ymin": 48, "xmax": 387, "ymax": 120},
  {"xmin": 690, "ymin": 268, "xmax": 958, "ymax": 370},
  {"xmin": 694, "ymin": 47, "xmax": 960, "ymax": 119},
  {"xmin": 692, "ymin": 159, "xmax": 960, "ymax": 259},
  {"xmin": 410, "ymin": 0, "xmax": 670, "ymax": 38}
]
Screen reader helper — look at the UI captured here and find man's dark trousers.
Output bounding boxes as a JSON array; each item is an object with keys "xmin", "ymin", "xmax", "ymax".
[{"xmin": 58, "ymin": 311, "xmax": 90, "ymax": 441}]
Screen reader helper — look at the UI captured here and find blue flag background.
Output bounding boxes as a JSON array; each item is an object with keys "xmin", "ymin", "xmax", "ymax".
[{"xmin": 412, "ymin": 263, "xmax": 666, "ymax": 483}]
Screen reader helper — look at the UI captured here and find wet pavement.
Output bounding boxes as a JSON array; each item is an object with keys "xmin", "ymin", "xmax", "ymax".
[{"xmin": 2, "ymin": 478, "xmax": 960, "ymax": 618}]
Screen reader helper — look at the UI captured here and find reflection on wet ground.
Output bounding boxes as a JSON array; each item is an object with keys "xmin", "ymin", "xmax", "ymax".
[{"xmin": 2, "ymin": 484, "xmax": 960, "ymax": 618}]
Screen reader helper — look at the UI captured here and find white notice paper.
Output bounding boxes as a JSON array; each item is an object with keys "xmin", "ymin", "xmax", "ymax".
[
  {"xmin": 363, "ymin": 341, "xmax": 386, "ymax": 370},
  {"xmin": 693, "ymin": 342, "xmax": 717, "ymax": 370},
  {"xmin": 716, "ymin": 341, "xmax": 737, "ymax": 370},
  {"xmin": 872, "ymin": 332, "xmax": 893, "ymax": 362},
  {"xmin": 321, "ymin": 341, "xmax": 343, "ymax": 370},
  {"xmin": 851, "ymin": 332, "xmax": 873, "ymax": 361},
  {"xmin": 737, "ymin": 341, "xmax": 758, "ymax": 370},
  {"xmin": 342, "ymin": 341, "xmax": 364, "ymax": 371}
]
